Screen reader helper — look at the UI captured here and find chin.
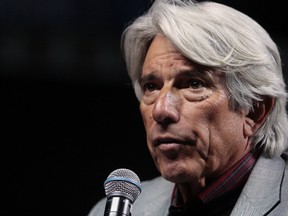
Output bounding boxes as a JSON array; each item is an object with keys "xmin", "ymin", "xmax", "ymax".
[
  {"xmin": 159, "ymin": 164, "xmax": 190, "ymax": 182},
  {"xmin": 162, "ymin": 172, "xmax": 194, "ymax": 184},
  {"xmin": 158, "ymin": 158, "xmax": 205, "ymax": 183}
]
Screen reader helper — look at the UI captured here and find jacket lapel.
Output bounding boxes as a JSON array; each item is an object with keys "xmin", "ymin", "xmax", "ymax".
[{"xmin": 231, "ymin": 154, "xmax": 285, "ymax": 216}]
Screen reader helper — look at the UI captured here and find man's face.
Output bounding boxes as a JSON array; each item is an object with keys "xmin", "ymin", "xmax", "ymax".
[{"xmin": 140, "ymin": 35, "xmax": 254, "ymax": 187}]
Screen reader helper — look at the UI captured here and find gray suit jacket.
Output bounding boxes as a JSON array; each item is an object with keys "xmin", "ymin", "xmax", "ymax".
[{"xmin": 88, "ymin": 152, "xmax": 288, "ymax": 216}]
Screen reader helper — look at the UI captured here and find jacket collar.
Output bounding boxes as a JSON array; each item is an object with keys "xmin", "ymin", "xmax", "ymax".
[{"xmin": 231, "ymin": 153, "xmax": 286, "ymax": 215}]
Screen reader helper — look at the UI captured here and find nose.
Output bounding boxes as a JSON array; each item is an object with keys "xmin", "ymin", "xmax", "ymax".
[{"xmin": 152, "ymin": 90, "xmax": 180, "ymax": 126}]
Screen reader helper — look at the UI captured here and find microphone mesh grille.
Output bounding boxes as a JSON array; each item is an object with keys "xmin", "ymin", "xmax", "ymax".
[{"xmin": 104, "ymin": 168, "xmax": 141, "ymax": 203}]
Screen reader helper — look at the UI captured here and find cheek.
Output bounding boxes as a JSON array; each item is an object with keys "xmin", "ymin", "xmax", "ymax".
[
  {"xmin": 199, "ymin": 97, "xmax": 246, "ymax": 148},
  {"xmin": 140, "ymin": 104, "xmax": 151, "ymax": 128},
  {"xmin": 208, "ymin": 109, "xmax": 245, "ymax": 142},
  {"xmin": 208, "ymin": 113, "xmax": 247, "ymax": 160},
  {"xmin": 140, "ymin": 103, "xmax": 155, "ymax": 147},
  {"xmin": 205, "ymin": 94, "xmax": 241, "ymax": 129}
]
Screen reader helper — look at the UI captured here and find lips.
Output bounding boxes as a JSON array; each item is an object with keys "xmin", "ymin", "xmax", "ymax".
[
  {"xmin": 152, "ymin": 137, "xmax": 191, "ymax": 159},
  {"xmin": 153, "ymin": 137, "xmax": 194, "ymax": 147},
  {"xmin": 150, "ymin": 134, "xmax": 196, "ymax": 160},
  {"xmin": 153, "ymin": 136, "xmax": 195, "ymax": 153},
  {"xmin": 158, "ymin": 143, "xmax": 182, "ymax": 152}
]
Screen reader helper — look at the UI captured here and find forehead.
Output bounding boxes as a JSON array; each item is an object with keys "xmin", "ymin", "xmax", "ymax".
[
  {"xmin": 143, "ymin": 35, "xmax": 225, "ymax": 83},
  {"xmin": 144, "ymin": 35, "xmax": 180, "ymax": 63},
  {"xmin": 143, "ymin": 35, "xmax": 194, "ymax": 76}
]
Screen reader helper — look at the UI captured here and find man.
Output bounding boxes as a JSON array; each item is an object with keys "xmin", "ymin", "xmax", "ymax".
[{"xmin": 88, "ymin": 0, "xmax": 288, "ymax": 215}]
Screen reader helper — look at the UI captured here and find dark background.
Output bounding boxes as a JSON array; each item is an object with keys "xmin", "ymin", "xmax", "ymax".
[{"xmin": 3, "ymin": 0, "xmax": 287, "ymax": 216}]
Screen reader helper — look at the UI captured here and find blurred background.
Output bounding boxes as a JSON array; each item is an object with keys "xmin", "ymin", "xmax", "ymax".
[{"xmin": 3, "ymin": 0, "xmax": 287, "ymax": 216}]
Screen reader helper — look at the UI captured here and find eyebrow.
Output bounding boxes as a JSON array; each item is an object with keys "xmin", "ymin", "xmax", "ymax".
[
  {"xmin": 140, "ymin": 68, "xmax": 212, "ymax": 83},
  {"xmin": 139, "ymin": 72, "xmax": 157, "ymax": 85}
]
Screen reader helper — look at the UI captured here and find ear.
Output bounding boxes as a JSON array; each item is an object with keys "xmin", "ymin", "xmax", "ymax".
[{"xmin": 244, "ymin": 96, "xmax": 275, "ymax": 136}]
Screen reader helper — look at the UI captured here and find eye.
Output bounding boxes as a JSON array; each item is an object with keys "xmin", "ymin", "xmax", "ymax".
[
  {"xmin": 188, "ymin": 79, "xmax": 205, "ymax": 89},
  {"xmin": 143, "ymin": 82, "xmax": 158, "ymax": 92}
]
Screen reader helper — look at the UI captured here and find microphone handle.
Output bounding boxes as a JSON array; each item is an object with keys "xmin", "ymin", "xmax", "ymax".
[{"xmin": 104, "ymin": 196, "xmax": 132, "ymax": 216}]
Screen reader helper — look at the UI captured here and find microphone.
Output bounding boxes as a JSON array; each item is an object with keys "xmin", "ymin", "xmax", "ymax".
[{"xmin": 103, "ymin": 168, "xmax": 142, "ymax": 216}]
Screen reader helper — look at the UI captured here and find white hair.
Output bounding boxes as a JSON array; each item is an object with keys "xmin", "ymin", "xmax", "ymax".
[{"xmin": 121, "ymin": 0, "xmax": 288, "ymax": 157}]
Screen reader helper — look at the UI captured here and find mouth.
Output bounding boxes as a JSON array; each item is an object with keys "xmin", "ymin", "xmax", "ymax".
[
  {"xmin": 153, "ymin": 137, "xmax": 195, "ymax": 151},
  {"xmin": 154, "ymin": 136, "xmax": 194, "ymax": 145},
  {"xmin": 155, "ymin": 139, "xmax": 187, "ymax": 146}
]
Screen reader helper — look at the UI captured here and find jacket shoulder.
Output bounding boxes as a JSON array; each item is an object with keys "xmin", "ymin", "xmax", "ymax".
[
  {"xmin": 87, "ymin": 176, "xmax": 174, "ymax": 216},
  {"xmin": 132, "ymin": 176, "xmax": 174, "ymax": 215},
  {"xmin": 231, "ymin": 151, "xmax": 288, "ymax": 216}
]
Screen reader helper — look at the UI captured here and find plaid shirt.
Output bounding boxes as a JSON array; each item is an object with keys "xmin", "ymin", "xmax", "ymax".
[{"xmin": 169, "ymin": 150, "xmax": 261, "ymax": 215}]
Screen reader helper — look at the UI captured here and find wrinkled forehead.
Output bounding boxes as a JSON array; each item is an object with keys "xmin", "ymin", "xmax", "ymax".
[
  {"xmin": 143, "ymin": 35, "xmax": 224, "ymax": 80},
  {"xmin": 144, "ymin": 35, "xmax": 178, "ymax": 62}
]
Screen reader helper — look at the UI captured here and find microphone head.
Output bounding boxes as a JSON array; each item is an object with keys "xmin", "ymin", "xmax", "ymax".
[{"xmin": 104, "ymin": 168, "xmax": 142, "ymax": 203}]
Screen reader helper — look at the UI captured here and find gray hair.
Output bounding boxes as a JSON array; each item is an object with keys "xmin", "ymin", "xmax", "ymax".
[{"xmin": 121, "ymin": 0, "xmax": 288, "ymax": 157}]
